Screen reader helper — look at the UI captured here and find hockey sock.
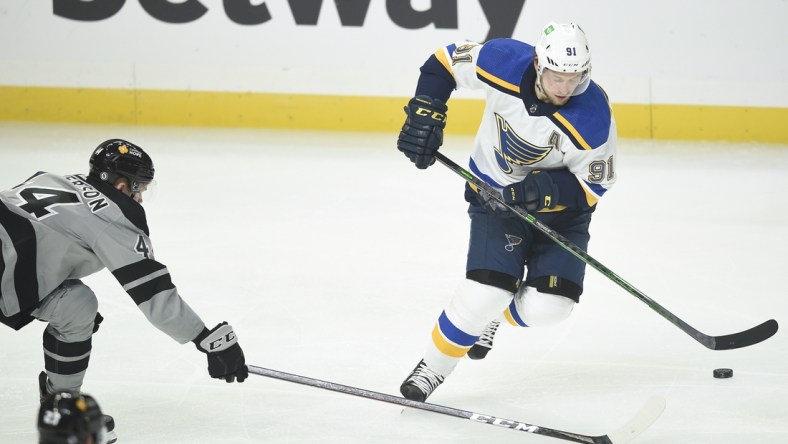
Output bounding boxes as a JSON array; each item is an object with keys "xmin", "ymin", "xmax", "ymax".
[
  {"xmin": 423, "ymin": 279, "xmax": 513, "ymax": 375},
  {"xmin": 42, "ymin": 329, "xmax": 92, "ymax": 393}
]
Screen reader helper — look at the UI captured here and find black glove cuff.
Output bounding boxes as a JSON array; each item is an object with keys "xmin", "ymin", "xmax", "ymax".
[{"xmin": 192, "ymin": 327, "xmax": 210, "ymax": 347}]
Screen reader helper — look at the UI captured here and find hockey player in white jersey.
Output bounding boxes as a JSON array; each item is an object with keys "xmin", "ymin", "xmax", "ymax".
[
  {"xmin": 397, "ymin": 22, "xmax": 617, "ymax": 401},
  {"xmin": 0, "ymin": 139, "xmax": 248, "ymax": 442}
]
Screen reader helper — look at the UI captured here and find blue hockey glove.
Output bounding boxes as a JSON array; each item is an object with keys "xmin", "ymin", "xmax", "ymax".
[
  {"xmin": 194, "ymin": 322, "xmax": 248, "ymax": 383},
  {"xmin": 503, "ymin": 171, "xmax": 560, "ymax": 212},
  {"xmin": 397, "ymin": 95, "xmax": 448, "ymax": 169}
]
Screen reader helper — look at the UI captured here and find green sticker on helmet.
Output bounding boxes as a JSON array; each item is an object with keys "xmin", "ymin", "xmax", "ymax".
[{"xmin": 544, "ymin": 24, "xmax": 554, "ymax": 35}]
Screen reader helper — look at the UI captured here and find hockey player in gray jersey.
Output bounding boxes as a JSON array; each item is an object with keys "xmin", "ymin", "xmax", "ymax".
[
  {"xmin": 38, "ymin": 390, "xmax": 109, "ymax": 444},
  {"xmin": 397, "ymin": 22, "xmax": 617, "ymax": 401},
  {"xmin": 0, "ymin": 139, "xmax": 248, "ymax": 442}
]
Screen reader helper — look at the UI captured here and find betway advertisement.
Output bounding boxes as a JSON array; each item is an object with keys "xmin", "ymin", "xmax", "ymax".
[{"xmin": 1, "ymin": 0, "xmax": 785, "ymax": 107}]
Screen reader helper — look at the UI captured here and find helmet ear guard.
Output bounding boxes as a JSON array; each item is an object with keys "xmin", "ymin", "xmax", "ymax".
[
  {"xmin": 534, "ymin": 22, "xmax": 592, "ymax": 96},
  {"xmin": 89, "ymin": 139, "xmax": 155, "ymax": 192}
]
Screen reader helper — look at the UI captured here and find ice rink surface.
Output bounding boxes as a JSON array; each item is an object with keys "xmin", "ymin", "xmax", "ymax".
[{"xmin": 1, "ymin": 122, "xmax": 786, "ymax": 444}]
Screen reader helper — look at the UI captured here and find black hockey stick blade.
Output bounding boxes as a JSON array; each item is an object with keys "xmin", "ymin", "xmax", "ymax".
[
  {"xmin": 433, "ymin": 152, "xmax": 779, "ymax": 351},
  {"xmin": 248, "ymin": 364, "xmax": 664, "ymax": 443},
  {"xmin": 709, "ymin": 318, "xmax": 779, "ymax": 350}
]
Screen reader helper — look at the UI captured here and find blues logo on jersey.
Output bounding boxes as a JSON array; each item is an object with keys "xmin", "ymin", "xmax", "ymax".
[{"xmin": 493, "ymin": 113, "xmax": 555, "ymax": 174}]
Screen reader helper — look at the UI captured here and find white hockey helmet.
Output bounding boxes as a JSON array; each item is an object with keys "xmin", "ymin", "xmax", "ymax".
[{"xmin": 534, "ymin": 22, "xmax": 592, "ymax": 96}]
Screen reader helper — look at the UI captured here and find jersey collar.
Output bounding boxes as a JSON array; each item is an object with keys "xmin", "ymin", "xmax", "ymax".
[{"xmin": 520, "ymin": 64, "xmax": 561, "ymax": 117}]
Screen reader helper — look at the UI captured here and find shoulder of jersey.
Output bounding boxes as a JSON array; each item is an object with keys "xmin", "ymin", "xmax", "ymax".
[
  {"xmin": 474, "ymin": 38, "xmax": 535, "ymax": 97},
  {"xmin": 85, "ymin": 176, "xmax": 150, "ymax": 236},
  {"xmin": 551, "ymin": 82, "xmax": 613, "ymax": 150}
]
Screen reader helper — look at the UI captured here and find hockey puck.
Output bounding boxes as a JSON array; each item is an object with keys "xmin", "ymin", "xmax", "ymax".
[{"xmin": 713, "ymin": 368, "xmax": 733, "ymax": 379}]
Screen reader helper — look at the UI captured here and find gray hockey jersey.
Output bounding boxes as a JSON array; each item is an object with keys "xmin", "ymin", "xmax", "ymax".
[{"xmin": 0, "ymin": 172, "xmax": 205, "ymax": 343}]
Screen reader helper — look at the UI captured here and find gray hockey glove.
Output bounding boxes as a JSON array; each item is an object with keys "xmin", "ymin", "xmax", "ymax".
[
  {"xmin": 194, "ymin": 322, "xmax": 248, "ymax": 383},
  {"xmin": 503, "ymin": 171, "xmax": 560, "ymax": 212},
  {"xmin": 397, "ymin": 95, "xmax": 448, "ymax": 169}
]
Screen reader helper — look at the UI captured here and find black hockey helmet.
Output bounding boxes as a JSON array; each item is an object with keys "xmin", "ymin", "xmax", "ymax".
[
  {"xmin": 38, "ymin": 391, "xmax": 107, "ymax": 444},
  {"xmin": 89, "ymin": 139, "xmax": 155, "ymax": 193}
]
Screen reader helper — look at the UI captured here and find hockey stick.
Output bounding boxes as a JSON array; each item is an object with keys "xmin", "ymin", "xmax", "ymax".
[
  {"xmin": 248, "ymin": 364, "xmax": 665, "ymax": 444},
  {"xmin": 434, "ymin": 152, "xmax": 778, "ymax": 350}
]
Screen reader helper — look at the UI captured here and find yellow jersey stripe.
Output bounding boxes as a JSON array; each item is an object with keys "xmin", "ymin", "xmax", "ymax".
[
  {"xmin": 553, "ymin": 113, "xmax": 593, "ymax": 150},
  {"xmin": 476, "ymin": 67, "xmax": 520, "ymax": 94},
  {"xmin": 434, "ymin": 49, "xmax": 455, "ymax": 81},
  {"xmin": 582, "ymin": 185, "xmax": 600, "ymax": 206}
]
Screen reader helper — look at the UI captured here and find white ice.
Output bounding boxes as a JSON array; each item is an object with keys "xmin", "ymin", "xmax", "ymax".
[{"xmin": 1, "ymin": 122, "xmax": 786, "ymax": 444}]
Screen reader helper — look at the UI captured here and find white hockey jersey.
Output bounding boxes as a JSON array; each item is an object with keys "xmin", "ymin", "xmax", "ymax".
[
  {"xmin": 433, "ymin": 39, "xmax": 617, "ymax": 210},
  {"xmin": 0, "ymin": 172, "xmax": 204, "ymax": 342}
]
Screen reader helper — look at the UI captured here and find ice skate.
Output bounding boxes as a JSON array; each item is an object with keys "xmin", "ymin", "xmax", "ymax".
[
  {"xmin": 39, "ymin": 371, "xmax": 117, "ymax": 443},
  {"xmin": 399, "ymin": 360, "xmax": 445, "ymax": 402},
  {"xmin": 467, "ymin": 320, "xmax": 500, "ymax": 360}
]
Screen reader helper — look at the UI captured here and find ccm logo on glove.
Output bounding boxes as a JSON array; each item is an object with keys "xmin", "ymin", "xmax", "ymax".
[
  {"xmin": 206, "ymin": 331, "xmax": 236, "ymax": 351},
  {"xmin": 396, "ymin": 95, "xmax": 449, "ymax": 169},
  {"xmin": 197, "ymin": 323, "xmax": 238, "ymax": 353},
  {"xmin": 414, "ymin": 106, "xmax": 446, "ymax": 123},
  {"xmin": 543, "ymin": 194, "xmax": 552, "ymax": 208}
]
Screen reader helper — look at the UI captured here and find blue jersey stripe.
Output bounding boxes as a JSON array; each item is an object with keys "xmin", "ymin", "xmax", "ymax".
[
  {"xmin": 585, "ymin": 181, "xmax": 608, "ymax": 196},
  {"xmin": 469, "ymin": 158, "xmax": 503, "ymax": 188}
]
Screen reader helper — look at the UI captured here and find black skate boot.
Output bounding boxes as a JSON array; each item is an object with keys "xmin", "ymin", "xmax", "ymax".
[
  {"xmin": 39, "ymin": 371, "xmax": 117, "ymax": 443},
  {"xmin": 399, "ymin": 360, "xmax": 445, "ymax": 402},
  {"xmin": 467, "ymin": 320, "xmax": 500, "ymax": 360}
]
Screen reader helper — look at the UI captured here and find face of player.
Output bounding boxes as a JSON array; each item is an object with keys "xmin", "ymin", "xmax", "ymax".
[
  {"xmin": 538, "ymin": 68, "xmax": 584, "ymax": 106},
  {"xmin": 131, "ymin": 182, "xmax": 150, "ymax": 204},
  {"xmin": 115, "ymin": 179, "xmax": 150, "ymax": 204}
]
